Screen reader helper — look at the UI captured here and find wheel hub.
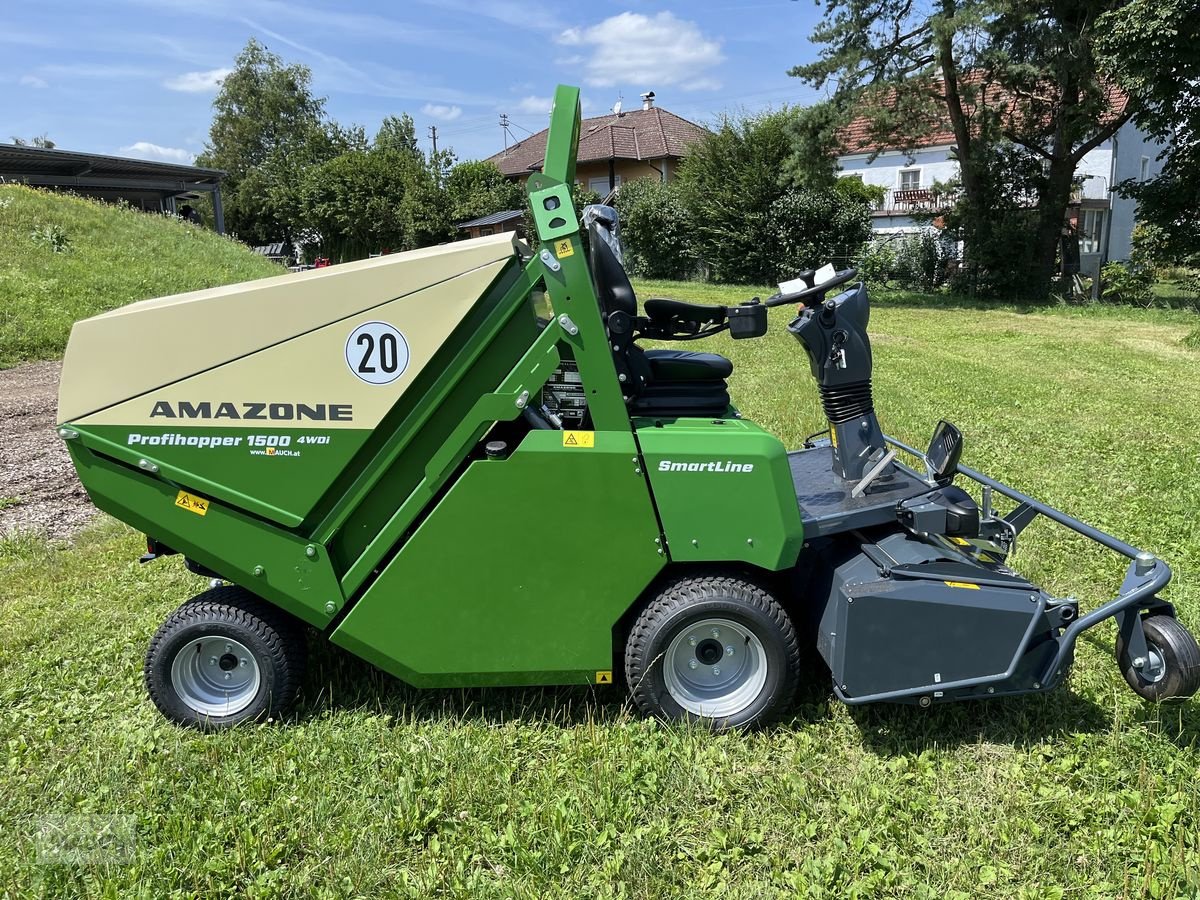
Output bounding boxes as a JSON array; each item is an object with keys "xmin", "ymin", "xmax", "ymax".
[
  {"xmin": 170, "ymin": 636, "xmax": 261, "ymax": 717},
  {"xmin": 663, "ymin": 617, "xmax": 768, "ymax": 719}
]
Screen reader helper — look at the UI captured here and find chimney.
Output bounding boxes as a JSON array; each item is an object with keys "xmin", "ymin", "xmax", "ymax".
[{"xmin": 641, "ymin": 91, "xmax": 656, "ymax": 111}]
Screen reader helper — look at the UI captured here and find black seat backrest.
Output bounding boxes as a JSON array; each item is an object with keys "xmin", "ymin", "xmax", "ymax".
[
  {"xmin": 586, "ymin": 219, "xmax": 649, "ymax": 397},
  {"xmin": 587, "ymin": 220, "xmax": 637, "ymax": 318}
]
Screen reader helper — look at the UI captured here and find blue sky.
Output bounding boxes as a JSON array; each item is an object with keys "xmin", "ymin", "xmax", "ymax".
[{"xmin": 1, "ymin": 0, "xmax": 828, "ymax": 165}]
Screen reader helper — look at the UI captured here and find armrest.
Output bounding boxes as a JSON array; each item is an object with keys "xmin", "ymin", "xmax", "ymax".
[{"xmin": 643, "ymin": 297, "xmax": 726, "ymax": 327}]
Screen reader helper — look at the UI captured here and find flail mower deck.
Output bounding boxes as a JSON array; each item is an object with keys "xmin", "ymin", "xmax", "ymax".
[{"xmin": 57, "ymin": 85, "xmax": 1199, "ymax": 730}]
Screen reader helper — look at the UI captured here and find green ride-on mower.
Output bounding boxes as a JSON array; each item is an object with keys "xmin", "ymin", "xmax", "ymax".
[{"xmin": 58, "ymin": 85, "xmax": 1199, "ymax": 730}]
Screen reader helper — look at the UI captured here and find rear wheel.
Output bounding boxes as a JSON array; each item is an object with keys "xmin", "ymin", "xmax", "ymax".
[
  {"xmin": 625, "ymin": 574, "xmax": 800, "ymax": 730},
  {"xmin": 145, "ymin": 586, "xmax": 307, "ymax": 729},
  {"xmin": 1116, "ymin": 614, "xmax": 1200, "ymax": 701}
]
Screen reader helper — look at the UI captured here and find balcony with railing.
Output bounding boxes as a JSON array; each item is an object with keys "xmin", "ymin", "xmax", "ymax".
[{"xmin": 871, "ymin": 187, "xmax": 956, "ymax": 217}]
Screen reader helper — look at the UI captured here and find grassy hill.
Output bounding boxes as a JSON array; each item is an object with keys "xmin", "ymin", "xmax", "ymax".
[{"xmin": 0, "ymin": 185, "xmax": 281, "ymax": 368}]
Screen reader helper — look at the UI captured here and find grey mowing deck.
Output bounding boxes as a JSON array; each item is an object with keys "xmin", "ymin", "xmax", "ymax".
[{"xmin": 789, "ymin": 446, "xmax": 929, "ymax": 538}]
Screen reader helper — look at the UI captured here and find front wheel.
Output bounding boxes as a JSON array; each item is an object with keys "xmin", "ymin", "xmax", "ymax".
[
  {"xmin": 145, "ymin": 586, "xmax": 307, "ymax": 729},
  {"xmin": 1116, "ymin": 614, "xmax": 1200, "ymax": 701},
  {"xmin": 624, "ymin": 574, "xmax": 800, "ymax": 730}
]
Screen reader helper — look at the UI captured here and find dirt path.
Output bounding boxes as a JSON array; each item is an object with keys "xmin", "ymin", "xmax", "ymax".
[{"xmin": 0, "ymin": 361, "xmax": 96, "ymax": 539}]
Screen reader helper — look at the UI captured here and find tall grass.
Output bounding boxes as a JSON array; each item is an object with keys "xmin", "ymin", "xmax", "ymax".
[{"xmin": 0, "ymin": 185, "xmax": 281, "ymax": 368}]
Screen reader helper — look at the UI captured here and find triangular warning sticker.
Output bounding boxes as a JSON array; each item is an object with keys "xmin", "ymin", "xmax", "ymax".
[
  {"xmin": 564, "ymin": 433, "xmax": 578, "ymax": 445},
  {"xmin": 595, "ymin": 670, "xmax": 613, "ymax": 684}
]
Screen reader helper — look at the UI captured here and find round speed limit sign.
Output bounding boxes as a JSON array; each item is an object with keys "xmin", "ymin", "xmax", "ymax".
[{"xmin": 345, "ymin": 321, "xmax": 410, "ymax": 385}]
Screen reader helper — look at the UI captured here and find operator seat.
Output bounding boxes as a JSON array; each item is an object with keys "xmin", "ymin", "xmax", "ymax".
[{"xmin": 587, "ymin": 218, "xmax": 732, "ymax": 417}]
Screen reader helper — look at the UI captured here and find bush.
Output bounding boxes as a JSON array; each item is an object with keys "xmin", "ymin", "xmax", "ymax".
[
  {"xmin": 1100, "ymin": 260, "xmax": 1155, "ymax": 306},
  {"xmin": 613, "ymin": 179, "xmax": 695, "ymax": 279},
  {"xmin": 855, "ymin": 240, "xmax": 897, "ymax": 286},
  {"xmin": 893, "ymin": 231, "xmax": 948, "ymax": 290},
  {"xmin": 768, "ymin": 188, "xmax": 872, "ymax": 282},
  {"xmin": 834, "ymin": 177, "xmax": 886, "ymax": 208}
]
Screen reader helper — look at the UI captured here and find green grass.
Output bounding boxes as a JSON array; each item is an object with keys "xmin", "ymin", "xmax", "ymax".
[
  {"xmin": 4, "ymin": 282, "xmax": 1200, "ymax": 896},
  {"xmin": 0, "ymin": 185, "xmax": 282, "ymax": 368}
]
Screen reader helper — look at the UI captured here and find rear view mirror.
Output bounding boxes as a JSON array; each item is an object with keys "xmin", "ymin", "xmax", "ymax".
[{"xmin": 926, "ymin": 420, "xmax": 963, "ymax": 482}]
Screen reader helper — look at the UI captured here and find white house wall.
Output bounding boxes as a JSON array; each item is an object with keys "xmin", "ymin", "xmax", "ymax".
[
  {"xmin": 837, "ymin": 146, "xmax": 959, "ymax": 193},
  {"xmin": 1108, "ymin": 119, "xmax": 1165, "ymax": 260}
]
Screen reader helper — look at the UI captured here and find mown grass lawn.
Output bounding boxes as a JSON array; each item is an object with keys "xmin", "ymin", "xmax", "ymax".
[{"xmin": 2, "ymin": 282, "xmax": 1200, "ymax": 897}]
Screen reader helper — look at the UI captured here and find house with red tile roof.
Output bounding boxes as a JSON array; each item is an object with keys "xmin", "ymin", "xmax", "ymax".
[
  {"xmin": 487, "ymin": 93, "xmax": 708, "ymax": 198},
  {"xmin": 835, "ymin": 87, "xmax": 1164, "ymax": 269}
]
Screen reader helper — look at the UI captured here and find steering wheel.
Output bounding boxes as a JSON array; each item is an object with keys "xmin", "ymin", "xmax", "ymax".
[{"xmin": 764, "ymin": 268, "xmax": 859, "ymax": 308}]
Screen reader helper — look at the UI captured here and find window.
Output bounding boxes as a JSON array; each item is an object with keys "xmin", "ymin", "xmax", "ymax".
[
  {"xmin": 479, "ymin": 227, "xmax": 494, "ymax": 236},
  {"xmin": 1079, "ymin": 209, "xmax": 1107, "ymax": 255},
  {"xmin": 1140, "ymin": 156, "xmax": 1151, "ymax": 182},
  {"xmin": 587, "ymin": 174, "xmax": 621, "ymax": 196},
  {"xmin": 898, "ymin": 169, "xmax": 921, "ymax": 191}
]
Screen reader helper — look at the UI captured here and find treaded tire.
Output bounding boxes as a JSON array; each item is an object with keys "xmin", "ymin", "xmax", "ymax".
[
  {"xmin": 1116, "ymin": 614, "xmax": 1200, "ymax": 702},
  {"xmin": 625, "ymin": 573, "xmax": 800, "ymax": 730},
  {"xmin": 145, "ymin": 585, "xmax": 307, "ymax": 729}
]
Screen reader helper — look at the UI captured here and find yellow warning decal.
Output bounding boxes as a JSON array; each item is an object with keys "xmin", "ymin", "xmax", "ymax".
[
  {"xmin": 562, "ymin": 430, "xmax": 595, "ymax": 448},
  {"xmin": 554, "ymin": 238, "xmax": 575, "ymax": 259},
  {"xmin": 595, "ymin": 670, "xmax": 613, "ymax": 684},
  {"xmin": 948, "ymin": 537, "xmax": 970, "ymax": 546},
  {"xmin": 944, "ymin": 580, "xmax": 980, "ymax": 590},
  {"xmin": 829, "ymin": 427, "xmax": 838, "ymax": 448},
  {"xmin": 175, "ymin": 490, "xmax": 209, "ymax": 517}
]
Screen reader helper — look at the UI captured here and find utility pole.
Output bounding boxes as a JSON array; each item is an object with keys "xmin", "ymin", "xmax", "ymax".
[
  {"xmin": 499, "ymin": 114, "xmax": 509, "ymax": 155},
  {"xmin": 428, "ymin": 124, "xmax": 438, "ymax": 158}
]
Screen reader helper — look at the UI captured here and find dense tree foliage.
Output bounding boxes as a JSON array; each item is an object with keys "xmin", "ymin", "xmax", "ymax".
[
  {"xmin": 675, "ymin": 109, "xmax": 802, "ymax": 283},
  {"xmin": 613, "ymin": 179, "xmax": 696, "ymax": 280},
  {"xmin": 445, "ymin": 161, "xmax": 525, "ymax": 224},
  {"xmin": 1097, "ymin": 0, "xmax": 1200, "ymax": 266},
  {"xmin": 793, "ymin": 0, "xmax": 1141, "ymax": 298},
  {"xmin": 769, "ymin": 188, "xmax": 873, "ymax": 281},
  {"xmin": 197, "ymin": 40, "xmax": 354, "ymax": 246},
  {"xmin": 672, "ymin": 108, "xmax": 870, "ymax": 283}
]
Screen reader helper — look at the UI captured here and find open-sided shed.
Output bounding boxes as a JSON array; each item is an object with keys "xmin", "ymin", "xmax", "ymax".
[{"xmin": 0, "ymin": 143, "xmax": 226, "ymax": 232}]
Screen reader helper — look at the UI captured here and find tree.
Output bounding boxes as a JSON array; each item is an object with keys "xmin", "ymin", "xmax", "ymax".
[
  {"xmin": 197, "ymin": 39, "xmax": 348, "ymax": 245},
  {"xmin": 614, "ymin": 179, "xmax": 696, "ymax": 280},
  {"xmin": 793, "ymin": 0, "xmax": 1138, "ymax": 298},
  {"xmin": 769, "ymin": 188, "xmax": 873, "ymax": 281},
  {"xmin": 445, "ymin": 160, "xmax": 524, "ymax": 224},
  {"xmin": 1097, "ymin": 0, "xmax": 1200, "ymax": 265},
  {"xmin": 11, "ymin": 134, "xmax": 55, "ymax": 149},
  {"xmin": 675, "ymin": 108, "xmax": 803, "ymax": 283},
  {"xmin": 300, "ymin": 149, "xmax": 412, "ymax": 261}
]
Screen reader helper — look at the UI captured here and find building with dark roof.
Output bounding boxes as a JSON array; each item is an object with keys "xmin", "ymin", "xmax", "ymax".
[
  {"xmin": 0, "ymin": 143, "xmax": 226, "ymax": 232},
  {"xmin": 457, "ymin": 209, "xmax": 524, "ymax": 240},
  {"xmin": 487, "ymin": 93, "xmax": 708, "ymax": 197}
]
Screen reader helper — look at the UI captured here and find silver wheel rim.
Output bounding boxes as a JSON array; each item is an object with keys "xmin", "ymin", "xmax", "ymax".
[
  {"xmin": 170, "ymin": 636, "xmax": 262, "ymax": 717},
  {"xmin": 1143, "ymin": 647, "xmax": 1167, "ymax": 684},
  {"xmin": 663, "ymin": 617, "xmax": 768, "ymax": 719}
]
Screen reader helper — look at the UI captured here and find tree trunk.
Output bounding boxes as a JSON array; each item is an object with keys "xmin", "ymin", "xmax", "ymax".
[{"xmin": 1030, "ymin": 156, "xmax": 1076, "ymax": 299}]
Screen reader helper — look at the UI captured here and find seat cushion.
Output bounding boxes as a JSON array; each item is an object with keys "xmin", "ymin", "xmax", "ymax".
[
  {"xmin": 643, "ymin": 349, "xmax": 733, "ymax": 382},
  {"xmin": 632, "ymin": 381, "xmax": 731, "ymax": 418}
]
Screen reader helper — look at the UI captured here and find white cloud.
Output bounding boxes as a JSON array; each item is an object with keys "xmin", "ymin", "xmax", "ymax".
[
  {"xmin": 19, "ymin": 74, "xmax": 48, "ymax": 89},
  {"xmin": 556, "ymin": 12, "xmax": 724, "ymax": 91},
  {"xmin": 514, "ymin": 95, "xmax": 552, "ymax": 115},
  {"xmin": 119, "ymin": 142, "xmax": 195, "ymax": 164},
  {"xmin": 164, "ymin": 67, "xmax": 231, "ymax": 93},
  {"xmin": 421, "ymin": 103, "xmax": 463, "ymax": 121}
]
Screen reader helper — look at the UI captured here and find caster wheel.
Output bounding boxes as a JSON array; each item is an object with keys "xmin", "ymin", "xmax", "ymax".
[
  {"xmin": 145, "ymin": 586, "xmax": 307, "ymax": 729},
  {"xmin": 625, "ymin": 574, "xmax": 800, "ymax": 730},
  {"xmin": 1116, "ymin": 614, "xmax": 1200, "ymax": 701}
]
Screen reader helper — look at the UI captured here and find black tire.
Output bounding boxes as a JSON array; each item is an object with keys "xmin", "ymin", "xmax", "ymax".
[
  {"xmin": 1116, "ymin": 614, "xmax": 1200, "ymax": 702},
  {"xmin": 145, "ymin": 585, "xmax": 307, "ymax": 729},
  {"xmin": 624, "ymin": 573, "xmax": 801, "ymax": 730}
]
